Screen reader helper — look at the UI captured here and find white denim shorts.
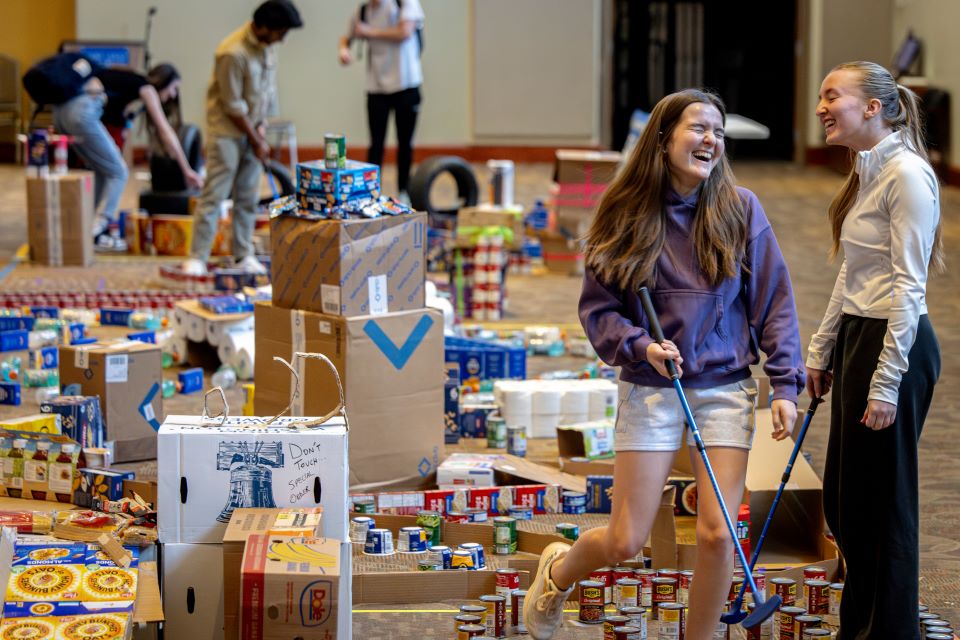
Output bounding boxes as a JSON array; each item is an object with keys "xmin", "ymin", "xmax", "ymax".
[{"xmin": 614, "ymin": 378, "xmax": 758, "ymax": 451}]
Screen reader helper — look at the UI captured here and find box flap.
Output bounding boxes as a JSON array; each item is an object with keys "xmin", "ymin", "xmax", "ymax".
[
  {"xmin": 492, "ymin": 455, "xmax": 586, "ymax": 492},
  {"xmin": 174, "ymin": 299, "xmax": 252, "ymax": 324}
]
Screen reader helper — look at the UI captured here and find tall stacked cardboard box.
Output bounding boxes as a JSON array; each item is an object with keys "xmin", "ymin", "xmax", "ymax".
[
  {"xmin": 25, "ymin": 171, "xmax": 95, "ymax": 266},
  {"xmin": 257, "ymin": 160, "xmax": 444, "ymax": 489},
  {"xmin": 541, "ymin": 150, "xmax": 622, "ymax": 275}
]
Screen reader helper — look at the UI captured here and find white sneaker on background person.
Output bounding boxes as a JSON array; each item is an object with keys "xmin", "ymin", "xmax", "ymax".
[
  {"xmin": 94, "ymin": 229, "xmax": 128, "ymax": 253},
  {"xmin": 234, "ymin": 255, "xmax": 268, "ymax": 274},
  {"xmin": 181, "ymin": 258, "xmax": 207, "ymax": 276},
  {"xmin": 523, "ymin": 541, "xmax": 573, "ymax": 639}
]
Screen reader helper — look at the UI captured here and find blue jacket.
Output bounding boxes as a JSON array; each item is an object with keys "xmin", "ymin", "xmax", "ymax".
[{"xmin": 579, "ymin": 186, "xmax": 805, "ymax": 403}]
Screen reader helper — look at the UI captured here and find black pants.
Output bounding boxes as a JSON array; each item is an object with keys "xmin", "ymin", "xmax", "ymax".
[
  {"xmin": 367, "ymin": 86, "xmax": 421, "ymax": 193},
  {"xmin": 824, "ymin": 314, "xmax": 940, "ymax": 640}
]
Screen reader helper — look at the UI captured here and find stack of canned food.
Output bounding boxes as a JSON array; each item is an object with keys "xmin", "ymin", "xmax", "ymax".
[{"xmin": 455, "ymin": 586, "xmax": 528, "ymax": 638}]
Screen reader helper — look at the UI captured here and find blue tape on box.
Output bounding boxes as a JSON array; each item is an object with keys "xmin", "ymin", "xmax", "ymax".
[
  {"xmin": 0, "ymin": 331, "xmax": 28, "ymax": 352},
  {"xmin": 586, "ymin": 475, "xmax": 614, "ymax": 513},
  {"xmin": 40, "ymin": 395, "xmax": 103, "ymax": 449},
  {"xmin": 0, "ymin": 382, "xmax": 21, "ymax": 406},
  {"xmin": 127, "ymin": 330, "xmax": 156, "ymax": 344},
  {"xmin": 0, "ymin": 317, "xmax": 35, "ymax": 332},
  {"xmin": 100, "ymin": 308, "xmax": 133, "ymax": 326},
  {"xmin": 177, "ymin": 368, "xmax": 204, "ymax": 394}
]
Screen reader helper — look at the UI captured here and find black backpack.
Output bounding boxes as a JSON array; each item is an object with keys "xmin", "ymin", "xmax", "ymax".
[
  {"xmin": 359, "ymin": 0, "xmax": 423, "ymax": 55},
  {"xmin": 22, "ymin": 53, "xmax": 100, "ymax": 114}
]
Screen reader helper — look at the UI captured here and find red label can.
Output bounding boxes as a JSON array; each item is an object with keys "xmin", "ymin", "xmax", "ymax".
[
  {"xmin": 795, "ymin": 615, "xmax": 823, "ymax": 637},
  {"xmin": 678, "ymin": 570, "xmax": 694, "ymax": 605},
  {"xmin": 589, "ymin": 567, "xmax": 614, "ymax": 604},
  {"xmin": 603, "ymin": 615, "xmax": 630, "ymax": 640},
  {"xmin": 771, "ymin": 577, "xmax": 797, "ymax": 606},
  {"xmin": 804, "ymin": 580, "xmax": 830, "ymax": 615},
  {"xmin": 613, "ymin": 566, "xmax": 635, "ymax": 584},
  {"xmin": 495, "ymin": 569, "xmax": 520, "ymax": 600},
  {"xmin": 778, "ymin": 606, "xmax": 806, "ymax": 640},
  {"xmin": 803, "ymin": 567, "xmax": 827, "ymax": 582},
  {"xmin": 511, "ymin": 590, "xmax": 526, "ymax": 633},
  {"xmin": 578, "ymin": 580, "xmax": 605, "ymax": 624},
  {"xmin": 651, "ymin": 577, "xmax": 678, "ymax": 620},
  {"xmin": 479, "ymin": 594, "xmax": 506, "ymax": 638},
  {"xmin": 635, "ymin": 568, "xmax": 656, "ymax": 608}
]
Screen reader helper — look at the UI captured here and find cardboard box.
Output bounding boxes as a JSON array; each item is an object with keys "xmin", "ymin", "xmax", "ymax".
[
  {"xmin": 456, "ymin": 204, "xmax": 525, "ymax": 249},
  {"xmin": 157, "ymin": 415, "xmax": 348, "ymax": 545},
  {"xmin": 39, "ymin": 395, "xmax": 103, "ymax": 449},
  {"xmin": 538, "ymin": 233, "xmax": 584, "ymax": 276},
  {"xmin": 161, "ymin": 543, "xmax": 225, "ymax": 640},
  {"xmin": 254, "ymin": 303, "xmax": 443, "ymax": 488},
  {"xmin": 556, "ymin": 420, "xmax": 615, "ymax": 460},
  {"xmin": 222, "ymin": 508, "xmax": 324, "ymax": 640},
  {"xmin": 25, "ymin": 172, "xmax": 95, "ymax": 267},
  {"xmin": 0, "ymin": 430, "xmax": 81, "ymax": 502},
  {"xmin": 650, "ymin": 409, "xmax": 829, "ymax": 569},
  {"xmin": 270, "ymin": 212, "xmax": 426, "ymax": 317},
  {"xmin": 296, "ymin": 159, "xmax": 381, "ymax": 209},
  {"xmin": 59, "ymin": 341, "xmax": 163, "ymax": 462},
  {"xmin": 240, "ymin": 535, "xmax": 347, "ymax": 639}
]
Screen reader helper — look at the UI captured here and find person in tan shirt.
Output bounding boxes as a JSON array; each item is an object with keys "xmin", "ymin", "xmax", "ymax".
[{"xmin": 183, "ymin": 0, "xmax": 303, "ymax": 275}]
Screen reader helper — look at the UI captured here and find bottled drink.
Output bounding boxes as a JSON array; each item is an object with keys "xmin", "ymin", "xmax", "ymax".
[
  {"xmin": 129, "ymin": 312, "xmax": 166, "ymax": 330},
  {"xmin": 162, "ymin": 379, "xmax": 180, "ymax": 399},
  {"xmin": 28, "ymin": 330, "xmax": 58, "ymax": 349},
  {"xmin": 5, "ymin": 439, "xmax": 26, "ymax": 498},
  {"xmin": 1, "ymin": 357, "xmax": 21, "ymax": 382},
  {"xmin": 26, "ymin": 441, "xmax": 50, "ymax": 500},
  {"xmin": 50, "ymin": 443, "xmax": 76, "ymax": 503},
  {"xmin": 21, "ymin": 369, "xmax": 59, "ymax": 388},
  {"xmin": 34, "ymin": 387, "xmax": 59, "ymax": 404},
  {"xmin": 525, "ymin": 199, "xmax": 550, "ymax": 231},
  {"xmin": 211, "ymin": 365, "xmax": 237, "ymax": 390}
]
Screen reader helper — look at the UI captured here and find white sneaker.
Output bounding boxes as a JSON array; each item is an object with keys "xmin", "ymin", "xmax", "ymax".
[
  {"xmin": 234, "ymin": 255, "xmax": 268, "ymax": 274},
  {"xmin": 523, "ymin": 541, "xmax": 573, "ymax": 640},
  {"xmin": 181, "ymin": 258, "xmax": 207, "ymax": 276},
  {"xmin": 94, "ymin": 232, "xmax": 128, "ymax": 253}
]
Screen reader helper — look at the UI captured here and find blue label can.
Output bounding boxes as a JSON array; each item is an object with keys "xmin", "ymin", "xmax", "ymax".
[
  {"xmin": 350, "ymin": 516, "xmax": 375, "ymax": 543},
  {"xmin": 563, "ymin": 491, "xmax": 588, "ymax": 515},
  {"xmin": 398, "ymin": 526, "xmax": 428, "ymax": 553},
  {"xmin": 508, "ymin": 507, "xmax": 533, "ymax": 521},
  {"xmin": 459, "ymin": 542, "xmax": 486, "ymax": 569},
  {"xmin": 507, "ymin": 426, "xmax": 527, "ymax": 457},
  {"xmin": 364, "ymin": 528, "xmax": 394, "ymax": 555},
  {"xmin": 428, "ymin": 545, "xmax": 453, "ymax": 569}
]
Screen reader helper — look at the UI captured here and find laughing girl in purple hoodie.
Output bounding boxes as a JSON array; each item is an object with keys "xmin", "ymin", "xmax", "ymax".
[{"xmin": 524, "ymin": 89, "xmax": 805, "ymax": 640}]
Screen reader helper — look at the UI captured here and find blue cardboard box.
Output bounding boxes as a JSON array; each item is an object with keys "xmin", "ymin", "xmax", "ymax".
[
  {"xmin": 0, "ymin": 331, "xmax": 28, "ymax": 352},
  {"xmin": 445, "ymin": 336, "xmax": 527, "ymax": 382},
  {"xmin": 0, "ymin": 317, "xmax": 35, "ymax": 332},
  {"xmin": 199, "ymin": 296, "xmax": 254, "ymax": 315},
  {"xmin": 0, "ymin": 382, "xmax": 21, "ymax": 406},
  {"xmin": 586, "ymin": 475, "xmax": 614, "ymax": 513},
  {"xmin": 178, "ymin": 368, "xmax": 204, "ymax": 394},
  {"xmin": 39, "ymin": 395, "xmax": 104, "ymax": 448},
  {"xmin": 75, "ymin": 468, "xmax": 135, "ymax": 506},
  {"xmin": 444, "ymin": 363, "xmax": 461, "ymax": 445},
  {"xmin": 29, "ymin": 346, "xmax": 58, "ymax": 370},
  {"xmin": 296, "ymin": 159, "xmax": 381, "ymax": 209},
  {"xmin": 100, "ymin": 308, "xmax": 133, "ymax": 326}
]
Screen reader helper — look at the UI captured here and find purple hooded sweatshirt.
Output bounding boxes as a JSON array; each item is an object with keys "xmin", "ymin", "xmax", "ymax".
[{"xmin": 579, "ymin": 186, "xmax": 804, "ymax": 403}]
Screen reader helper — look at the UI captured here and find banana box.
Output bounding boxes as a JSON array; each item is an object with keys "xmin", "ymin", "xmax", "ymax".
[{"xmin": 240, "ymin": 535, "xmax": 345, "ymax": 639}]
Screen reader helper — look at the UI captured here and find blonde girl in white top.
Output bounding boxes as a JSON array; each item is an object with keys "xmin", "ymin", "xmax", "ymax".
[{"xmin": 807, "ymin": 60, "xmax": 943, "ymax": 640}]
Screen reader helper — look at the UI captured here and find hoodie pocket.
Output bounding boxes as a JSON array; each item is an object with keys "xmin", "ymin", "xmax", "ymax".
[{"xmin": 649, "ymin": 289, "xmax": 728, "ymax": 376}]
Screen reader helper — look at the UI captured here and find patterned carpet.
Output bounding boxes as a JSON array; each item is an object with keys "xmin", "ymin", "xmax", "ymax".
[{"xmin": 0, "ymin": 161, "xmax": 957, "ymax": 637}]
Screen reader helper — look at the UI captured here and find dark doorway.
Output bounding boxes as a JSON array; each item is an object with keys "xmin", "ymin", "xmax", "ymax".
[{"xmin": 612, "ymin": 0, "xmax": 797, "ymax": 160}]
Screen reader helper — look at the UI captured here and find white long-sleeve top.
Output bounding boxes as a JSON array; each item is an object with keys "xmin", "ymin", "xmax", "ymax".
[{"xmin": 806, "ymin": 130, "xmax": 940, "ymax": 405}]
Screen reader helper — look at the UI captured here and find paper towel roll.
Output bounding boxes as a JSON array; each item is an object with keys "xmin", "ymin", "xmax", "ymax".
[
  {"xmin": 501, "ymin": 388, "xmax": 533, "ymax": 416},
  {"xmin": 589, "ymin": 386, "xmax": 618, "ymax": 421},
  {"xmin": 205, "ymin": 316, "xmax": 254, "ymax": 347},
  {"xmin": 235, "ymin": 346, "xmax": 255, "ymax": 380},
  {"xmin": 186, "ymin": 314, "xmax": 206, "ymax": 343},
  {"xmin": 172, "ymin": 307, "xmax": 190, "ymax": 338},
  {"xmin": 561, "ymin": 388, "xmax": 590, "ymax": 414},
  {"xmin": 217, "ymin": 329, "xmax": 255, "ymax": 366},
  {"xmin": 530, "ymin": 414, "xmax": 561, "ymax": 439},
  {"xmin": 532, "ymin": 388, "xmax": 562, "ymax": 415},
  {"xmin": 170, "ymin": 337, "xmax": 188, "ymax": 365}
]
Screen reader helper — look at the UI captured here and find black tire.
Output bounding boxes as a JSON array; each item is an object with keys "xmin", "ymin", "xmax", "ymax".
[
  {"xmin": 408, "ymin": 155, "xmax": 479, "ymax": 218},
  {"xmin": 258, "ymin": 159, "xmax": 295, "ymax": 206},
  {"xmin": 149, "ymin": 124, "xmax": 203, "ymax": 192}
]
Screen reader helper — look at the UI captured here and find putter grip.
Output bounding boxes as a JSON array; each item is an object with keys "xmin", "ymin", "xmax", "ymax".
[{"xmin": 638, "ymin": 287, "xmax": 679, "ymax": 379}]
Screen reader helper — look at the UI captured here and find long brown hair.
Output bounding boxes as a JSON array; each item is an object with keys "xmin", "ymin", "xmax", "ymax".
[
  {"xmin": 826, "ymin": 61, "xmax": 944, "ymax": 271},
  {"xmin": 584, "ymin": 89, "xmax": 745, "ymax": 291}
]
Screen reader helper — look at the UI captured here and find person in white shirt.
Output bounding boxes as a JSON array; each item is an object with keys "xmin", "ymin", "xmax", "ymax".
[
  {"xmin": 807, "ymin": 61, "xmax": 943, "ymax": 640},
  {"xmin": 338, "ymin": 0, "xmax": 424, "ymax": 202}
]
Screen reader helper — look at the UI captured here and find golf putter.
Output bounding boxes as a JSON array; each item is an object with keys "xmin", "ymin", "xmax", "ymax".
[
  {"xmin": 638, "ymin": 287, "xmax": 780, "ymax": 629},
  {"xmin": 264, "ymin": 163, "xmax": 280, "ymax": 200},
  {"xmin": 720, "ymin": 396, "xmax": 823, "ymax": 624}
]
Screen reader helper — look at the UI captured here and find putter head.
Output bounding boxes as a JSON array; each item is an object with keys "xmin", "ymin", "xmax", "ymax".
[
  {"xmin": 719, "ymin": 604, "xmax": 748, "ymax": 625},
  {"xmin": 742, "ymin": 594, "xmax": 781, "ymax": 629}
]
